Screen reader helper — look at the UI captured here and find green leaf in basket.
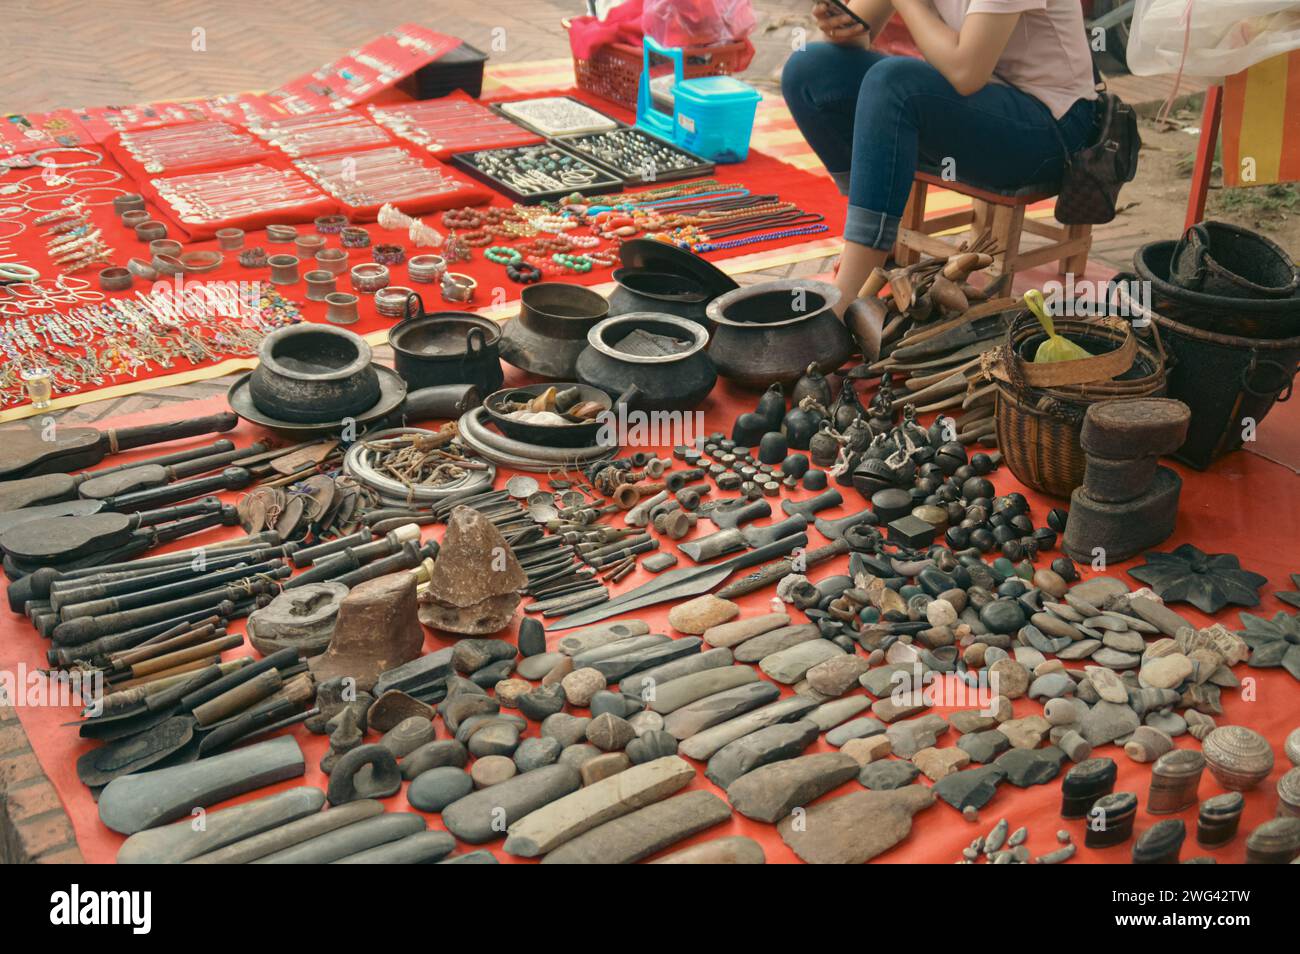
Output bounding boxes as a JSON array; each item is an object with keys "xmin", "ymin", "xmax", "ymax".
[{"xmin": 1026, "ymin": 289, "xmax": 1092, "ymax": 363}]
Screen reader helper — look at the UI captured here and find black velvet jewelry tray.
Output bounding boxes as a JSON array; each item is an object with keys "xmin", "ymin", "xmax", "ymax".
[
  {"xmin": 450, "ymin": 141, "xmax": 624, "ymax": 205},
  {"xmin": 551, "ymin": 126, "xmax": 714, "ymax": 186}
]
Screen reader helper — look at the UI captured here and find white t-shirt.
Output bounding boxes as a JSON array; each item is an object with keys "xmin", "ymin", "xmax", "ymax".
[{"xmin": 931, "ymin": 0, "xmax": 1099, "ymax": 118}]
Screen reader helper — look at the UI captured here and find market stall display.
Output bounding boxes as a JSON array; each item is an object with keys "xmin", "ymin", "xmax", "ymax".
[{"xmin": 1, "ymin": 22, "xmax": 1298, "ymax": 871}]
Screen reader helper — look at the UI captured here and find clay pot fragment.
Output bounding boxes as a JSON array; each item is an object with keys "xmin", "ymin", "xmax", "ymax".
[{"xmin": 419, "ymin": 505, "xmax": 527, "ymax": 635}]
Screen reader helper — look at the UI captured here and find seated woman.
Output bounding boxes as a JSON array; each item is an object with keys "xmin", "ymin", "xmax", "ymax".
[{"xmin": 782, "ymin": 0, "xmax": 1100, "ymax": 356}]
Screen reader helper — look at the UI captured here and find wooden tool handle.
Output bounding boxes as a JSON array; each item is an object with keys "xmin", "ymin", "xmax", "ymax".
[{"xmin": 105, "ymin": 412, "xmax": 239, "ymax": 453}]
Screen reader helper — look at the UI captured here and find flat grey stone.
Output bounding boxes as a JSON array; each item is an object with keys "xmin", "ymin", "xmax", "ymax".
[
  {"xmin": 996, "ymin": 745, "xmax": 1067, "ymax": 787},
  {"xmin": 678, "ymin": 696, "xmax": 821, "ymax": 761},
  {"xmin": 1079, "ymin": 700, "xmax": 1141, "ymax": 746},
  {"xmin": 1057, "ymin": 638, "xmax": 1102, "ymax": 660},
  {"xmin": 885, "ymin": 714, "xmax": 949, "ymax": 759},
  {"xmin": 517, "ymin": 652, "xmax": 566, "ymax": 681},
  {"xmin": 860, "ymin": 663, "xmax": 920, "ymax": 697},
  {"xmin": 957, "ymin": 729, "xmax": 1010, "ymax": 764},
  {"xmin": 826, "ymin": 716, "xmax": 887, "ymax": 747},
  {"xmin": 441, "ymin": 764, "xmax": 581, "ymax": 843},
  {"xmin": 858, "ymin": 759, "xmax": 921, "ymax": 790},
  {"xmin": 648, "ymin": 666, "xmax": 758, "ymax": 714},
  {"xmin": 932, "ymin": 765, "xmax": 1006, "ymax": 810},
  {"xmin": 513, "ymin": 736, "xmax": 563, "ymax": 772},
  {"xmin": 663, "ymin": 681, "xmax": 781, "ymax": 739},
  {"xmin": 408, "ymin": 767, "xmax": 474, "ymax": 812},
  {"xmin": 540, "ymin": 713, "xmax": 590, "ymax": 748},
  {"xmin": 99, "ymin": 736, "xmax": 305, "ymax": 836},
  {"xmin": 118, "ymin": 787, "xmax": 324, "ymax": 864},
  {"xmin": 1028, "ymin": 672, "xmax": 1075, "ymax": 701},
  {"xmin": 705, "ymin": 720, "xmax": 819, "ymax": 788},
  {"xmin": 759, "ymin": 639, "xmax": 844, "ymax": 684},
  {"xmin": 333, "ymin": 830, "xmax": 455, "ymax": 864},
  {"xmin": 504, "ymin": 755, "xmax": 695, "ymax": 858},
  {"xmin": 401, "ymin": 740, "xmax": 469, "ymax": 780},
  {"xmin": 726, "ymin": 752, "xmax": 860, "ymax": 823},
  {"xmin": 557, "ymin": 621, "xmax": 650, "ymax": 656},
  {"xmin": 807, "ymin": 696, "xmax": 872, "ymax": 731},
  {"xmin": 541, "ymin": 790, "xmax": 731, "ymax": 864},
  {"xmin": 619, "ymin": 647, "xmax": 734, "ymax": 697},
  {"xmin": 733, "ymin": 623, "xmax": 821, "ymax": 663},
  {"xmin": 254, "ymin": 812, "xmax": 426, "ymax": 864}
]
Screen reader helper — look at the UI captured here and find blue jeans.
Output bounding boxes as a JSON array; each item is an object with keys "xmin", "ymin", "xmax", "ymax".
[{"xmin": 781, "ymin": 44, "xmax": 1098, "ymax": 250}]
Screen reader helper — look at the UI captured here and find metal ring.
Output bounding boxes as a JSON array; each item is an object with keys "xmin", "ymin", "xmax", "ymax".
[{"xmin": 342, "ymin": 427, "xmax": 496, "ymax": 502}]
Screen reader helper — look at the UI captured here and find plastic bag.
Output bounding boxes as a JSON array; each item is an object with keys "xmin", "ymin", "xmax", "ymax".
[
  {"xmin": 642, "ymin": 0, "xmax": 757, "ymax": 48},
  {"xmin": 1026, "ymin": 291, "xmax": 1092, "ymax": 363},
  {"xmin": 1127, "ymin": 0, "xmax": 1300, "ymax": 79}
]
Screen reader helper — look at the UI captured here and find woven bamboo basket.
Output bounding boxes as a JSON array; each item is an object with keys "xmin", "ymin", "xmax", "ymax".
[{"xmin": 986, "ymin": 313, "xmax": 1167, "ymax": 498}]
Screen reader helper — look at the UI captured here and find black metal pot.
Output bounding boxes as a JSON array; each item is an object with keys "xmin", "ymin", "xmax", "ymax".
[
  {"xmin": 705, "ymin": 279, "xmax": 853, "ymax": 388},
  {"xmin": 499, "ymin": 282, "xmax": 609, "ymax": 378},
  {"xmin": 606, "ymin": 268, "xmax": 713, "ymax": 325},
  {"xmin": 249, "ymin": 325, "xmax": 380, "ymax": 423},
  {"xmin": 388, "ymin": 308, "xmax": 504, "ymax": 397},
  {"xmin": 575, "ymin": 313, "xmax": 716, "ymax": 411}
]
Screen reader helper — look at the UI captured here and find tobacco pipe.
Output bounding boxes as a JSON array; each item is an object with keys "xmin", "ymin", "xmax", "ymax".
[
  {"xmin": 49, "ymin": 547, "xmax": 288, "ymax": 614},
  {"xmin": 0, "ymin": 498, "xmax": 225, "ymax": 565},
  {"xmin": 59, "ymin": 557, "xmax": 288, "ymax": 621},
  {"xmin": 78, "ymin": 442, "xmax": 267, "ymax": 500},
  {"xmin": 0, "ymin": 411, "xmax": 239, "ymax": 481},
  {"xmin": 53, "ymin": 575, "xmax": 285, "ymax": 646},
  {"xmin": 282, "ymin": 524, "xmax": 422, "ymax": 589},
  {"xmin": 0, "ymin": 440, "xmax": 236, "ymax": 512}
]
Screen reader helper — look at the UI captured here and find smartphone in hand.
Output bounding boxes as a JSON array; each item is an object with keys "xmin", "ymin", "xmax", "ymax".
[{"xmin": 813, "ymin": 0, "xmax": 874, "ymax": 43}]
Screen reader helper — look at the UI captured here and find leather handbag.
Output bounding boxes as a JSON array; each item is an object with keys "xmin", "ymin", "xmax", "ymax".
[{"xmin": 1052, "ymin": 90, "xmax": 1141, "ymax": 225}]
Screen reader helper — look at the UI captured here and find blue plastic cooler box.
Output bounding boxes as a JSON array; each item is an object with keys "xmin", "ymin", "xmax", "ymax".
[{"xmin": 636, "ymin": 35, "xmax": 760, "ymax": 163}]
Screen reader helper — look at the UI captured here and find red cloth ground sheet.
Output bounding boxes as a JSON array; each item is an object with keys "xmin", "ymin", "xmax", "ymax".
[
  {"xmin": 2, "ymin": 376, "xmax": 1297, "ymax": 864},
  {"xmin": 0, "ymin": 89, "xmax": 844, "ymax": 416}
]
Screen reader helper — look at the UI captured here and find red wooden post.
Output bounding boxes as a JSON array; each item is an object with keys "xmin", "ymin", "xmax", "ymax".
[{"xmin": 1185, "ymin": 84, "xmax": 1223, "ymax": 230}]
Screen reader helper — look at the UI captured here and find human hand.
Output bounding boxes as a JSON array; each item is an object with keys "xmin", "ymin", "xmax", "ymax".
[{"xmin": 812, "ymin": 2, "xmax": 871, "ymax": 45}]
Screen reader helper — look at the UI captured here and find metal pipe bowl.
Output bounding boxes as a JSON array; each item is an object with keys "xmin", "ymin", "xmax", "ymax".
[
  {"xmin": 499, "ymin": 282, "xmax": 610, "ymax": 378},
  {"xmin": 248, "ymin": 324, "xmax": 380, "ymax": 423},
  {"xmin": 483, "ymin": 382, "xmax": 612, "ymax": 447}
]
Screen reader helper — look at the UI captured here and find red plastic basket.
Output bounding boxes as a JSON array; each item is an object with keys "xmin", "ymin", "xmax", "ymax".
[{"xmin": 573, "ymin": 36, "xmax": 753, "ymax": 110}]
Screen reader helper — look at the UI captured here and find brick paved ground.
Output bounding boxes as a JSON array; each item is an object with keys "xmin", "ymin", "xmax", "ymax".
[{"xmin": 0, "ymin": 1, "xmax": 1198, "ymax": 862}]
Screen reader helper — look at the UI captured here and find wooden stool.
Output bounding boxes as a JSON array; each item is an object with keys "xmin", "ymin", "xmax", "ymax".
[{"xmin": 893, "ymin": 171, "xmax": 1092, "ymax": 282}]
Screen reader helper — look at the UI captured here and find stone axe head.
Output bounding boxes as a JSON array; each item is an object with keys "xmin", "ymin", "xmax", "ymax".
[
  {"xmin": 814, "ymin": 509, "xmax": 879, "ymax": 541},
  {"xmin": 705, "ymin": 498, "xmax": 771, "ymax": 530},
  {"xmin": 678, "ymin": 527, "xmax": 747, "ymax": 563},
  {"xmin": 740, "ymin": 513, "xmax": 808, "ymax": 549},
  {"xmin": 781, "ymin": 489, "xmax": 843, "ymax": 519}
]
